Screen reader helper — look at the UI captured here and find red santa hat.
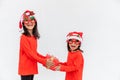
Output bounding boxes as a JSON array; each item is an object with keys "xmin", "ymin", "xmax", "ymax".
[
  {"xmin": 66, "ymin": 31, "xmax": 83, "ymax": 42},
  {"xmin": 19, "ymin": 10, "xmax": 36, "ymax": 29}
]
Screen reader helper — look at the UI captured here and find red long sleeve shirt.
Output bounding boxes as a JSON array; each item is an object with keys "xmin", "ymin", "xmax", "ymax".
[
  {"xmin": 18, "ymin": 34, "xmax": 46, "ymax": 75},
  {"xmin": 60, "ymin": 50, "xmax": 84, "ymax": 80}
]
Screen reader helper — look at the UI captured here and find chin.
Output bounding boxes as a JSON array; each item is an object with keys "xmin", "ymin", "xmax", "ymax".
[{"xmin": 71, "ymin": 49, "xmax": 76, "ymax": 51}]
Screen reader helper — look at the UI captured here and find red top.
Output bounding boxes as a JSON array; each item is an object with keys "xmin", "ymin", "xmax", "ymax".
[
  {"xmin": 18, "ymin": 34, "xmax": 46, "ymax": 75},
  {"xmin": 60, "ymin": 50, "xmax": 84, "ymax": 80}
]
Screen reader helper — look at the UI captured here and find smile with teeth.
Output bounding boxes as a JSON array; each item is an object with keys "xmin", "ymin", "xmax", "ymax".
[
  {"xmin": 27, "ymin": 24, "xmax": 33, "ymax": 26},
  {"xmin": 71, "ymin": 45, "xmax": 76, "ymax": 47}
]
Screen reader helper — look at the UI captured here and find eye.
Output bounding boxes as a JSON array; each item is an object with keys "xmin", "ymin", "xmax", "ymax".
[
  {"xmin": 68, "ymin": 39, "xmax": 72, "ymax": 41},
  {"xmin": 31, "ymin": 20, "xmax": 35, "ymax": 22},
  {"xmin": 76, "ymin": 40, "xmax": 79, "ymax": 42}
]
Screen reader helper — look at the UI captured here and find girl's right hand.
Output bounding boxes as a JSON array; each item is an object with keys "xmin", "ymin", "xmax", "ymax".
[{"xmin": 46, "ymin": 58, "xmax": 54, "ymax": 69}]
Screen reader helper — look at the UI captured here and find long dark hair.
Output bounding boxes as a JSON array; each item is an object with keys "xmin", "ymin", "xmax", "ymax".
[
  {"xmin": 22, "ymin": 21, "xmax": 40, "ymax": 39},
  {"xmin": 67, "ymin": 42, "xmax": 83, "ymax": 52}
]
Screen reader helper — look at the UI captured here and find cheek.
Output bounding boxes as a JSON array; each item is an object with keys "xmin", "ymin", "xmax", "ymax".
[
  {"xmin": 32, "ymin": 22, "xmax": 35, "ymax": 25},
  {"xmin": 68, "ymin": 43, "xmax": 71, "ymax": 47},
  {"xmin": 24, "ymin": 23, "xmax": 27, "ymax": 27},
  {"xmin": 76, "ymin": 45, "xmax": 79, "ymax": 48}
]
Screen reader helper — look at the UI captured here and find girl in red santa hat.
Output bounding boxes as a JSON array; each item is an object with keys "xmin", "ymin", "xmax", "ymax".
[
  {"xmin": 18, "ymin": 10, "xmax": 54, "ymax": 80},
  {"xmin": 49, "ymin": 31, "xmax": 84, "ymax": 80}
]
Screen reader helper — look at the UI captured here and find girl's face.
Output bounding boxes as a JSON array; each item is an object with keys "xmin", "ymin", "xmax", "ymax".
[
  {"xmin": 68, "ymin": 39, "xmax": 80, "ymax": 51},
  {"xmin": 23, "ymin": 19, "xmax": 35, "ymax": 30}
]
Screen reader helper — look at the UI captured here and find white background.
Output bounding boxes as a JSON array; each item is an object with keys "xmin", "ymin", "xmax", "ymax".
[{"xmin": 0, "ymin": 0, "xmax": 120, "ymax": 80}]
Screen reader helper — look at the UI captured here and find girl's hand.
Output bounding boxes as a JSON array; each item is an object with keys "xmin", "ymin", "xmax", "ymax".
[
  {"xmin": 46, "ymin": 58, "xmax": 54, "ymax": 69},
  {"xmin": 50, "ymin": 65, "xmax": 61, "ymax": 71},
  {"xmin": 55, "ymin": 65, "xmax": 61, "ymax": 71}
]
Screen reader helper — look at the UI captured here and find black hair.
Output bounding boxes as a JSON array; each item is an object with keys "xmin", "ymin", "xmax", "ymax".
[{"xmin": 22, "ymin": 21, "xmax": 40, "ymax": 39}]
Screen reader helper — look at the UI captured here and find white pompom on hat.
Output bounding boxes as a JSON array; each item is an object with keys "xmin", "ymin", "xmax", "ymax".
[{"xmin": 66, "ymin": 31, "xmax": 83, "ymax": 42}]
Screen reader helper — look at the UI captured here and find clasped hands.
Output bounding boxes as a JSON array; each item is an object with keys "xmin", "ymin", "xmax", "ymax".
[{"xmin": 45, "ymin": 54, "xmax": 60, "ymax": 71}]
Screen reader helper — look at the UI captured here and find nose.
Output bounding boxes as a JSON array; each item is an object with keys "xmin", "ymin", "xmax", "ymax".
[
  {"xmin": 28, "ymin": 21, "xmax": 33, "ymax": 25},
  {"xmin": 71, "ymin": 42, "xmax": 76, "ymax": 45}
]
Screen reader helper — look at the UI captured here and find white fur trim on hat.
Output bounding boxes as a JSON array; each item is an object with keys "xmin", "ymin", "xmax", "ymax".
[{"xmin": 67, "ymin": 36, "xmax": 82, "ymax": 42}]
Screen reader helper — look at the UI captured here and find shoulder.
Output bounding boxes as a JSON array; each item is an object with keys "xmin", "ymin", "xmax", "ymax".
[
  {"xmin": 21, "ymin": 34, "xmax": 30, "ymax": 39},
  {"xmin": 20, "ymin": 34, "xmax": 28, "ymax": 41},
  {"xmin": 75, "ymin": 50, "xmax": 83, "ymax": 57},
  {"xmin": 76, "ymin": 50, "xmax": 82, "ymax": 54},
  {"xmin": 21, "ymin": 34, "xmax": 26, "ymax": 38}
]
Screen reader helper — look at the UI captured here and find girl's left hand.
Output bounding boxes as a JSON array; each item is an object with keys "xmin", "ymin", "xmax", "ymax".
[
  {"xmin": 50, "ymin": 65, "xmax": 61, "ymax": 71},
  {"xmin": 55, "ymin": 65, "xmax": 61, "ymax": 71}
]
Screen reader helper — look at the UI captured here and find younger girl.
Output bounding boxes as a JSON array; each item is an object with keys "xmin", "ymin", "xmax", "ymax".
[
  {"xmin": 18, "ymin": 10, "xmax": 53, "ymax": 80},
  {"xmin": 51, "ymin": 31, "xmax": 84, "ymax": 80}
]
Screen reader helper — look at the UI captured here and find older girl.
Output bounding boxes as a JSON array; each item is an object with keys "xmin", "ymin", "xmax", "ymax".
[{"xmin": 18, "ymin": 10, "xmax": 52, "ymax": 80}]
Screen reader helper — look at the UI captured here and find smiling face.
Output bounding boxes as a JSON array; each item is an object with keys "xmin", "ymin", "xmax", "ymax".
[
  {"xmin": 67, "ymin": 39, "xmax": 80, "ymax": 51},
  {"xmin": 23, "ymin": 19, "xmax": 35, "ymax": 30},
  {"xmin": 22, "ymin": 11, "xmax": 36, "ymax": 30},
  {"xmin": 23, "ymin": 14, "xmax": 36, "ymax": 30}
]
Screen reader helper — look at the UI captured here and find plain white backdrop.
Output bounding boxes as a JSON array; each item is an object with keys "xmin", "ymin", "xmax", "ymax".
[{"xmin": 0, "ymin": 0, "xmax": 120, "ymax": 80}]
